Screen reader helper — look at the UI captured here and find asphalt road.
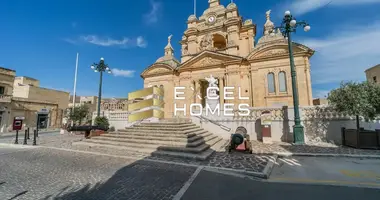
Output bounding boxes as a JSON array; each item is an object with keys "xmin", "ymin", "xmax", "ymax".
[{"xmin": 0, "ymin": 146, "xmax": 379, "ymax": 200}]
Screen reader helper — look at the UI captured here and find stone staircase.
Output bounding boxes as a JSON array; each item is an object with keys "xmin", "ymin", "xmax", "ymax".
[{"xmin": 73, "ymin": 122, "xmax": 225, "ymax": 160}]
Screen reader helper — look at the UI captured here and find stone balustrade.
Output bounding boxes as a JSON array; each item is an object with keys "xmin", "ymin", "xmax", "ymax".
[{"xmin": 0, "ymin": 94, "xmax": 12, "ymax": 103}]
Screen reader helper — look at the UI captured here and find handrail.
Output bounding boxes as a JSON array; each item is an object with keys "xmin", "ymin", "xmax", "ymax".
[{"xmin": 195, "ymin": 115, "xmax": 232, "ymax": 132}]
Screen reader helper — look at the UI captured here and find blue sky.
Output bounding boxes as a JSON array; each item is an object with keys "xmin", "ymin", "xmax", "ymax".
[{"xmin": 1, "ymin": 0, "xmax": 380, "ymax": 99}]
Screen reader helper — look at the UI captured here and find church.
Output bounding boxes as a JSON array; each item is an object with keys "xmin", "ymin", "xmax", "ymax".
[{"xmin": 140, "ymin": 0, "xmax": 314, "ymax": 119}]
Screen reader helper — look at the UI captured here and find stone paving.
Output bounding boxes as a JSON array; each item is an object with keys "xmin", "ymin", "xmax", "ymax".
[
  {"xmin": 250, "ymin": 141, "xmax": 380, "ymax": 156},
  {"xmin": 3, "ymin": 132, "xmax": 380, "ymax": 179},
  {"xmin": 0, "ymin": 147, "xmax": 196, "ymax": 200}
]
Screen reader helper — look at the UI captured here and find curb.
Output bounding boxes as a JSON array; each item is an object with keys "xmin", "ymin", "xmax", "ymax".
[
  {"xmin": 275, "ymin": 152, "xmax": 380, "ymax": 159},
  {"xmin": 252, "ymin": 152, "xmax": 380, "ymax": 159},
  {"xmin": 261, "ymin": 154, "xmax": 278, "ymax": 179}
]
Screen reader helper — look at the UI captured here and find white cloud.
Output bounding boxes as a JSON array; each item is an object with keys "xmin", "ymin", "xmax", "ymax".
[
  {"xmin": 283, "ymin": 0, "xmax": 380, "ymax": 16},
  {"xmin": 143, "ymin": 0, "xmax": 162, "ymax": 24},
  {"xmin": 65, "ymin": 35, "xmax": 147, "ymax": 48},
  {"xmin": 80, "ymin": 35, "xmax": 130, "ymax": 46},
  {"xmin": 111, "ymin": 68, "xmax": 135, "ymax": 77},
  {"xmin": 301, "ymin": 21, "xmax": 380, "ymax": 85},
  {"xmin": 136, "ymin": 36, "xmax": 147, "ymax": 48}
]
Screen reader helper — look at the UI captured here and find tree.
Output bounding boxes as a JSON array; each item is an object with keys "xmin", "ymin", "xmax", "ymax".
[
  {"xmin": 327, "ymin": 81, "xmax": 380, "ymax": 130},
  {"xmin": 68, "ymin": 104, "xmax": 90, "ymax": 125}
]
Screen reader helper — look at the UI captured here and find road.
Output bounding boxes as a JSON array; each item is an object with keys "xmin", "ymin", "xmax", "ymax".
[{"xmin": 0, "ymin": 146, "xmax": 379, "ymax": 200}]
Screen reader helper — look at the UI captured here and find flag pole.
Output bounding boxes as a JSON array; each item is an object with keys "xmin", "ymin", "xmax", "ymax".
[
  {"xmin": 71, "ymin": 52, "xmax": 79, "ymax": 127},
  {"xmin": 194, "ymin": 0, "xmax": 196, "ymax": 16}
]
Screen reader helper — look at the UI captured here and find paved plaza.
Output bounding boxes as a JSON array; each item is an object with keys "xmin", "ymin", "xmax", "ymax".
[{"xmin": 1, "ymin": 145, "xmax": 380, "ymax": 200}]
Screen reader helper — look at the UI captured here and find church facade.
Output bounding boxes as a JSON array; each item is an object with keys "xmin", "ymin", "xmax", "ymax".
[{"xmin": 141, "ymin": 0, "xmax": 314, "ymax": 119}]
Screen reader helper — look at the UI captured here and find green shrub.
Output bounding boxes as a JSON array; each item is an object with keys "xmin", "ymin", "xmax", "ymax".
[
  {"xmin": 94, "ymin": 116, "xmax": 110, "ymax": 129},
  {"xmin": 109, "ymin": 126, "xmax": 115, "ymax": 132}
]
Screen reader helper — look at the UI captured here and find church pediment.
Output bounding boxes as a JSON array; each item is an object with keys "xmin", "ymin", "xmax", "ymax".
[
  {"xmin": 178, "ymin": 51, "xmax": 243, "ymax": 72},
  {"xmin": 140, "ymin": 64, "xmax": 174, "ymax": 78},
  {"xmin": 247, "ymin": 42, "xmax": 314, "ymax": 60}
]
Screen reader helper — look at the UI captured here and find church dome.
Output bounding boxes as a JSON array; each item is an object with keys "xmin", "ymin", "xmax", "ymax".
[{"xmin": 226, "ymin": 2, "xmax": 237, "ymax": 9}]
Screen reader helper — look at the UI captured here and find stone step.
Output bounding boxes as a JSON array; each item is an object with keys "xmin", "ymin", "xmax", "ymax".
[
  {"xmin": 111, "ymin": 129, "xmax": 208, "ymax": 138},
  {"xmin": 151, "ymin": 139, "xmax": 227, "ymax": 160},
  {"xmin": 91, "ymin": 134, "xmax": 218, "ymax": 147},
  {"xmin": 117, "ymin": 127, "xmax": 202, "ymax": 134},
  {"xmin": 133, "ymin": 123, "xmax": 196, "ymax": 128},
  {"xmin": 74, "ymin": 136, "xmax": 221, "ymax": 154},
  {"xmin": 125, "ymin": 125, "xmax": 199, "ymax": 131},
  {"xmin": 100, "ymin": 132, "xmax": 213, "ymax": 142},
  {"xmin": 72, "ymin": 142, "xmax": 216, "ymax": 160}
]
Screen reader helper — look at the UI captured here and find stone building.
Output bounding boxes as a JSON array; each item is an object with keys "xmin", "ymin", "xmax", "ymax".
[
  {"xmin": 100, "ymin": 98, "xmax": 129, "ymax": 111},
  {"xmin": 313, "ymin": 98, "xmax": 328, "ymax": 106},
  {"xmin": 140, "ymin": 0, "xmax": 314, "ymax": 118},
  {"xmin": 0, "ymin": 70, "xmax": 70, "ymax": 132},
  {"xmin": 365, "ymin": 64, "xmax": 380, "ymax": 84},
  {"xmin": 0, "ymin": 67, "xmax": 16, "ymax": 132},
  {"xmin": 69, "ymin": 95, "xmax": 98, "ymax": 113}
]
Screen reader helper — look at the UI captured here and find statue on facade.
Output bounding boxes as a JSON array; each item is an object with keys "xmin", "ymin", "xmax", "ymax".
[
  {"xmin": 168, "ymin": 34, "xmax": 173, "ymax": 44},
  {"xmin": 200, "ymin": 34, "xmax": 213, "ymax": 51},
  {"xmin": 182, "ymin": 45, "xmax": 188, "ymax": 55},
  {"xmin": 205, "ymin": 74, "xmax": 218, "ymax": 87},
  {"xmin": 204, "ymin": 75, "xmax": 219, "ymax": 111},
  {"xmin": 264, "ymin": 10, "xmax": 274, "ymax": 36}
]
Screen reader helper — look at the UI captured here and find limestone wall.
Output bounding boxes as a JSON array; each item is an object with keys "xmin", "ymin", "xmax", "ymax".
[
  {"xmin": 92, "ymin": 111, "xmax": 132, "ymax": 130},
  {"xmin": 190, "ymin": 106, "xmax": 380, "ymax": 144},
  {"xmin": 27, "ymin": 86, "xmax": 69, "ymax": 109}
]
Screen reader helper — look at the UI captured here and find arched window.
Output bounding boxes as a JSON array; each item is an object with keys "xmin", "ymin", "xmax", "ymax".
[
  {"xmin": 267, "ymin": 73, "xmax": 276, "ymax": 93},
  {"xmin": 278, "ymin": 71, "xmax": 287, "ymax": 92}
]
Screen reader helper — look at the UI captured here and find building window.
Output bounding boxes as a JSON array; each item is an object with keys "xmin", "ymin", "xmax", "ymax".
[
  {"xmin": 0, "ymin": 86, "xmax": 4, "ymax": 95},
  {"xmin": 373, "ymin": 76, "xmax": 377, "ymax": 83},
  {"xmin": 267, "ymin": 73, "xmax": 275, "ymax": 94},
  {"xmin": 278, "ymin": 71, "xmax": 287, "ymax": 92}
]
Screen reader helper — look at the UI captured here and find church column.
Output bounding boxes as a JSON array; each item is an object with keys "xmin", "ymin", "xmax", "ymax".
[
  {"xmin": 219, "ymin": 77, "xmax": 224, "ymax": 107},
  {"xmin": 195, "ymin": 80, "xmax": 201, "ymax": 104}
]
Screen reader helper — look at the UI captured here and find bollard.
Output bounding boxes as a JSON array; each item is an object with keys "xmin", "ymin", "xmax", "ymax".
[
  {"xmin": 33, "ymin": 130, "xmax": 37, "ymax": 146},
  {"xmin": 23, "ymin": 130, "xmax": 27, "ymax": 145},
  {"xmin": 27, "ymin": 127, "xmax": 30, "ymax": 139},
  {"xmin": 14, "ymin": 130, "xmax": 19, "ymax": 144}
]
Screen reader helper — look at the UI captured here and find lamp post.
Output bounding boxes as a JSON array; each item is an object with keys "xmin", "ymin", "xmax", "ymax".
[
  {"xmin": 91, "ymin": 58, "xmax": 112, "ymax": 117},
  {"xmin": 274, "ymin": 11, "xmax": 311, "ymax": 144}
]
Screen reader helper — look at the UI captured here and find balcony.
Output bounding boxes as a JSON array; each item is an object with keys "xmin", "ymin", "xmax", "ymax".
[{"xmin": 0, "ymin": 94, "xmax": 12, "ymax": 103}]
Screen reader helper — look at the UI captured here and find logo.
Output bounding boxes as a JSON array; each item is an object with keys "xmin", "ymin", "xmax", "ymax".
[{"xmin": 173, "ymin": 75, "xmax": 250, "ymax": 117}]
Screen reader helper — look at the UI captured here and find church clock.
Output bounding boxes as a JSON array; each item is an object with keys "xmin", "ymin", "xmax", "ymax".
[{"xmin": 206, "ymin": 14, "xmax": 217, "ymax": 25}]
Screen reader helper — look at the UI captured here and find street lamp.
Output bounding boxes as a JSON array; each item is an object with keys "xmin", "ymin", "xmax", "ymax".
[
  {"xmin": 274, "ymin": 10, "xmax": 311, "ymax": 144},
  {"xmin": 91, "ymin": 57, "xmax": 112, "ymax": 117}
]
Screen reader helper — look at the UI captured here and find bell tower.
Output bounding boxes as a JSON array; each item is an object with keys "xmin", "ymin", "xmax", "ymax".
[
  {"xmin": 180, "ymin": 0, "xmax": 256, "ymax": 62},
  {"xmin": 208, "ymin": 0, "xmax": 220, "ymax": 8}
]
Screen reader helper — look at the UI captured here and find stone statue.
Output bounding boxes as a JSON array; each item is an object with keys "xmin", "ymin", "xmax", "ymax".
[
  {"xmin": 266, "ymin": 10, "xmax": 271, "ymax": 20},
  {"xmin": 204, "ymin": 74, "xmax": 219, "ymax": 110},
  {"xmin": 200, "ymin": 34, "xmax": 213, "ymax": 50},
  {"xmin": 182, "ymin": 45, "xmax": 188, "ymax": 55},
  {"xmin": 205, "ymin": 74, "xmax": 218, "ymax": 87},
  {"xmin": 168, "ymin": 34, "xmax": 173, "ymax": 43}
]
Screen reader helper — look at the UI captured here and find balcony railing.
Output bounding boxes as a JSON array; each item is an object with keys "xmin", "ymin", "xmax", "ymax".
[{"xmin": 0, "ymin": 94, "xmax": 12, "ymax": 102}]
